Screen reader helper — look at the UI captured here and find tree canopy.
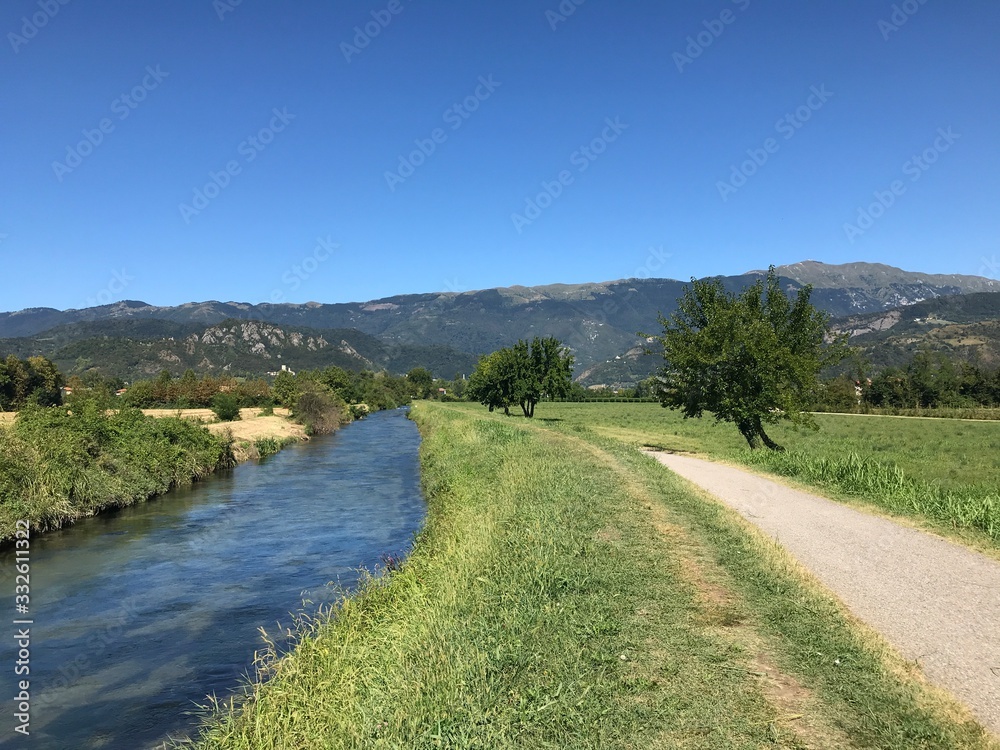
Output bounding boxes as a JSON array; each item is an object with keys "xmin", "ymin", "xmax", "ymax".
[
  {"xmin": 467, "ymin": 337, "xmax": 574, "ymax": 417},
  {"xmin": 650, "ymin": 268, "xmax": 845, "ymax": 450},
  {"xmin": 0, "ymin": 355, "xmax": 63, "ymax": 410}
]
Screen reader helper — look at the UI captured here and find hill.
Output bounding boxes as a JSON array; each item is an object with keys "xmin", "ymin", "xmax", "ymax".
[
  {"xmin": 830, "ymin": 292, "xmax": 1000, "ymax": 369},
  {"xmin": 0, "ymin": 319, "xmax": 479, "ymax": 381},
  {"xmin": 2, "ymin": 261, "xmax": 997, "ymax": 384}
]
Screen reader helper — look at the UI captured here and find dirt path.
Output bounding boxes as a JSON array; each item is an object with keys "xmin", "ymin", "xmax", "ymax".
[{"xmin": 646, "ymin": 450, "xmax": 1000, "ymax": 735}]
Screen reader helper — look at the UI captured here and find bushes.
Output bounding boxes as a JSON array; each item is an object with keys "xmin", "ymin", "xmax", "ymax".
[
  {"xmin": 0, "ymin": 400, "xmax": 234, "ymax": 542},
  {"xmin": 211, "ymin": 393, "xmax": 242, "ymax": 422},
  {"xmin": 291, "ymin": 389, "xmax": 349, "ymax": 434}
]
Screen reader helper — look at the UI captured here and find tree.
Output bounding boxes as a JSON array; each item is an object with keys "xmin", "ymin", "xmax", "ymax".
[
  {"xmin": 406, "ymin": 367, "xmax": 435, "ymax": 399},
  {"xmin": 272, "ymin": 370, "xmax": 299, "ymax": 408},
  {"xmin": 650, "ymin": 268, "xmax": 845, "ymax": 450},
  {"xmin": 467, "ymin": 337, "xmax": 574, "ymax": 417},
  {"xmin": 0, "ymin": 355, "xmax": 63, "ymax": 410},
  {"xmin": 466, "ymin": 347, "xmax": 523, "ymax": 415}
]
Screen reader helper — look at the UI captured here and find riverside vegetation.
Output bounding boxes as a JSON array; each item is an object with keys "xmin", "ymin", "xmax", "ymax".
[
  {"xmin": 0, "ymin": 399, "xmax": 234, "ymax": 543},
  {"xmin": 0, "ymin": 358, "xmax": 424, "ymax": 544},
  {"xmin": 180, "ymin": 402, "xmax": 995, "ymax": 749}
]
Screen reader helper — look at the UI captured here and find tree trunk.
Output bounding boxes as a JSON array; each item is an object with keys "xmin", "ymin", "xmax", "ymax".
[
  {"xmin": 503, "ymin": 405, "xmax": 510, "ymax": 416},
  {"xmin": 737, "ymin": 419, "xmax": 760, "ymax": 450},
  {"xmin": 753, "ymin": 416, "xmax": 785, "ymax": 452},
  {"xmin": 528, "ymin": 400, "xmax": 536, "ymax": 418},
  {"xmin": 520, "ymin": 401, "xmax": 530, "ymax": 417}
]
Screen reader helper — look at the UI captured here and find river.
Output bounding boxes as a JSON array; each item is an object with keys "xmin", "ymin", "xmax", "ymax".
[{"xmin": 1, "ymin": 408, "xmax": 425, "ymax": 749}]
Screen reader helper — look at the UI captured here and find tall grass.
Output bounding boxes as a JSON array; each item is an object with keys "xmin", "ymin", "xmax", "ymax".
[
  {"xmin": 740, "ymin": 450, "xmax": 1000, "ymax": 540},
  {"xmin": 0, "ymin": 400, "xmax": 233, "ymax": 543},
  {"xmin": 529, "ymin": 402, "xmax": 1000, "ymax": 549}
]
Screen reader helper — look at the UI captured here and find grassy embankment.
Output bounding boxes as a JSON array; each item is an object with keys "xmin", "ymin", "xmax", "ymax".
[
  {"xmin": 0, "ymin": 403, "xmax": 312, "ymax": 543},
  {"xmin": 0, "ymin": 402, "xmax": 234, "ymax": 543},
  {"xmin": 182, "ymin": 402, "xmax": 995, "ymax": 749},
  {"xmin": 542, "ymin": 403, "xmax": 1000, "ymax": 551}
]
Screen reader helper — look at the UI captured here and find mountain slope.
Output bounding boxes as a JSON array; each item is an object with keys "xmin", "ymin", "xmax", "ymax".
[
  {"xmin": 3, "ymin": 262, "xmax": 997, "ymax": 383},
  {"xmin": 831, "ymin": 292, "xmax": 1000, "ymax": 368},
  {"xmin": 0, "ymin": 319, "xmax": 480, "ymax": 381}
]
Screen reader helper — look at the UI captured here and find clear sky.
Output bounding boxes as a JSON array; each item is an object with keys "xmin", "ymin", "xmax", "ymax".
[{"xmin": 3, "ymin": 0, "xmax": 999, "ymax": 312}]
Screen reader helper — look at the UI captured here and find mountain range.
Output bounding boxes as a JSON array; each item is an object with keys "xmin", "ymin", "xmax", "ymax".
[{"xmin": 3, "ymin": 262, "xmax": 998, "ymax": 384}]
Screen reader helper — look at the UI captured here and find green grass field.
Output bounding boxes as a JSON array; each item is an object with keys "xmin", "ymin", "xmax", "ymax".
[
  {"xmin": 538, "ymin": 403, "xmax": 1000, "ymax": 547},
  {"xmin": 184, "ymin": 402, "xmax": 996, "ymax": 749}
]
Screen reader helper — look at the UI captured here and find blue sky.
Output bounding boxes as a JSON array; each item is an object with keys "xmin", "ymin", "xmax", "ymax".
[{"xmin": 3, "ymin": 0, "xmax": 999, "ymax": 312}]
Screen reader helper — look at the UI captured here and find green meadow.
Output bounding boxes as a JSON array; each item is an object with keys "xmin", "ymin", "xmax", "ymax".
[{"xmin": 540, "ymin": 403, "xmax": 1000, "ymax": 548}]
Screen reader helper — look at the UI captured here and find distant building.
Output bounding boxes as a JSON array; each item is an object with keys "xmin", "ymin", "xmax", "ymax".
[{"xmin": 266, "ymin": 364, "xmax": 296, "ymax": 377}]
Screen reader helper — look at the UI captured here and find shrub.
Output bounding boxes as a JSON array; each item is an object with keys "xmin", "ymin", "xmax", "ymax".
[
  {"xmin": 211, "ymin": 393, "xmax": 242, "ymax": 422},
  {"xmin": 291, "ymin": 388, "xmax": 347, "ymax": 434}
]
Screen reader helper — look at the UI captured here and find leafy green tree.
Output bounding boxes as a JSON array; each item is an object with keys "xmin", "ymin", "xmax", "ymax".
[
  {"xmin": 467, "ymin": 337, "xmax": 574, "ymax": 417},
  {"xmin": 467, "ymin": 348, "xmax": 523, "ymax": 416},
  {"xmin": 0, "ymin": 355, "xmax": 63, "ymax": 409},
  {"xmin": 272, "ymin": 370, "xmax": 300, "ymax": 408},
  {"xmin": 864, "ymin": 368, "xmax": 914, "ymax": 408},
  {"xmin": 650, "ymin": 267, "xmax": 845, "ymax": 450},
  {"xmin": 406, "ymin": 367, "xmax": 435, "ymax": 399}
]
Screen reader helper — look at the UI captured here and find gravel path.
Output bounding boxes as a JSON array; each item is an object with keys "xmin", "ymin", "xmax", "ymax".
[{"xmin": 646, "ymin": 450, "xmax": 1000, "ymax": 734}]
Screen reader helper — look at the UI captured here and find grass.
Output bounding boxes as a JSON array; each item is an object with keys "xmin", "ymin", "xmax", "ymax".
[
  {"xmin": 536, "ymin": 403, "xmax": 1000, "ymax": 547},
  {"xmin": 0, "ymin": 401, "xmax": 234, "ymax": 543},
  {"xmin": 825, "ymin": 406, "xmax": 1000, "ymax": 421},
  {"xmin": 180, "ymin": 402, "xmax": 995, "ymax": 749}
]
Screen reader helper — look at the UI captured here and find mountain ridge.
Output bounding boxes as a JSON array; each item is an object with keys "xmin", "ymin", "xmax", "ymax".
[{"xmin": 4, "ymin": 261, "xmax": 998, "ymax": 383}]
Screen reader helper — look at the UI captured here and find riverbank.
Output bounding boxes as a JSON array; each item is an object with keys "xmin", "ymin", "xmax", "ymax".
[
  {"xmin": 182, "ymin": 402, "xmax": 994, "ymax": 749},
  {"xmin": 0, "ymin": 408, "xmax": 424, "ymax": 749},
  {"xmin": 143, "ymin": 407, "xmax": 308, "ymax": 462},
  {"xmin": 0, "ymin": 404, "xmax": 235, "ymax": 545}
]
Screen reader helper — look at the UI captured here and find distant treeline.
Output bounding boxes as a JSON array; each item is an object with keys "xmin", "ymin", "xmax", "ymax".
[{"xmin": 816, "ymin": 353, "xmax": 1000, "ymax": 411}]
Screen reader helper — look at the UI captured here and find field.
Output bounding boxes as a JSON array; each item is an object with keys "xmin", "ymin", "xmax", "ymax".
[
  {"xmin": 185, "ymin": 402, "xmax": 995, "ymax": 749},
  {"xmin": 543, "ymin": 403, "xmax": 1000, "ymax": 550}
]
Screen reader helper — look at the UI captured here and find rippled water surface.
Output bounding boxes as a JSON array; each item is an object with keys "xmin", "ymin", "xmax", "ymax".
[{"xmin": 0, "ymin": 409, "xmax": 424, "ymax": 749}]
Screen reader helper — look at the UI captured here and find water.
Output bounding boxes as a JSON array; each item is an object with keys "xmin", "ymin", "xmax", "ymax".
[{"xmin": 1, "ymin": 409, "xmax": 425, "ymax": 749}]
